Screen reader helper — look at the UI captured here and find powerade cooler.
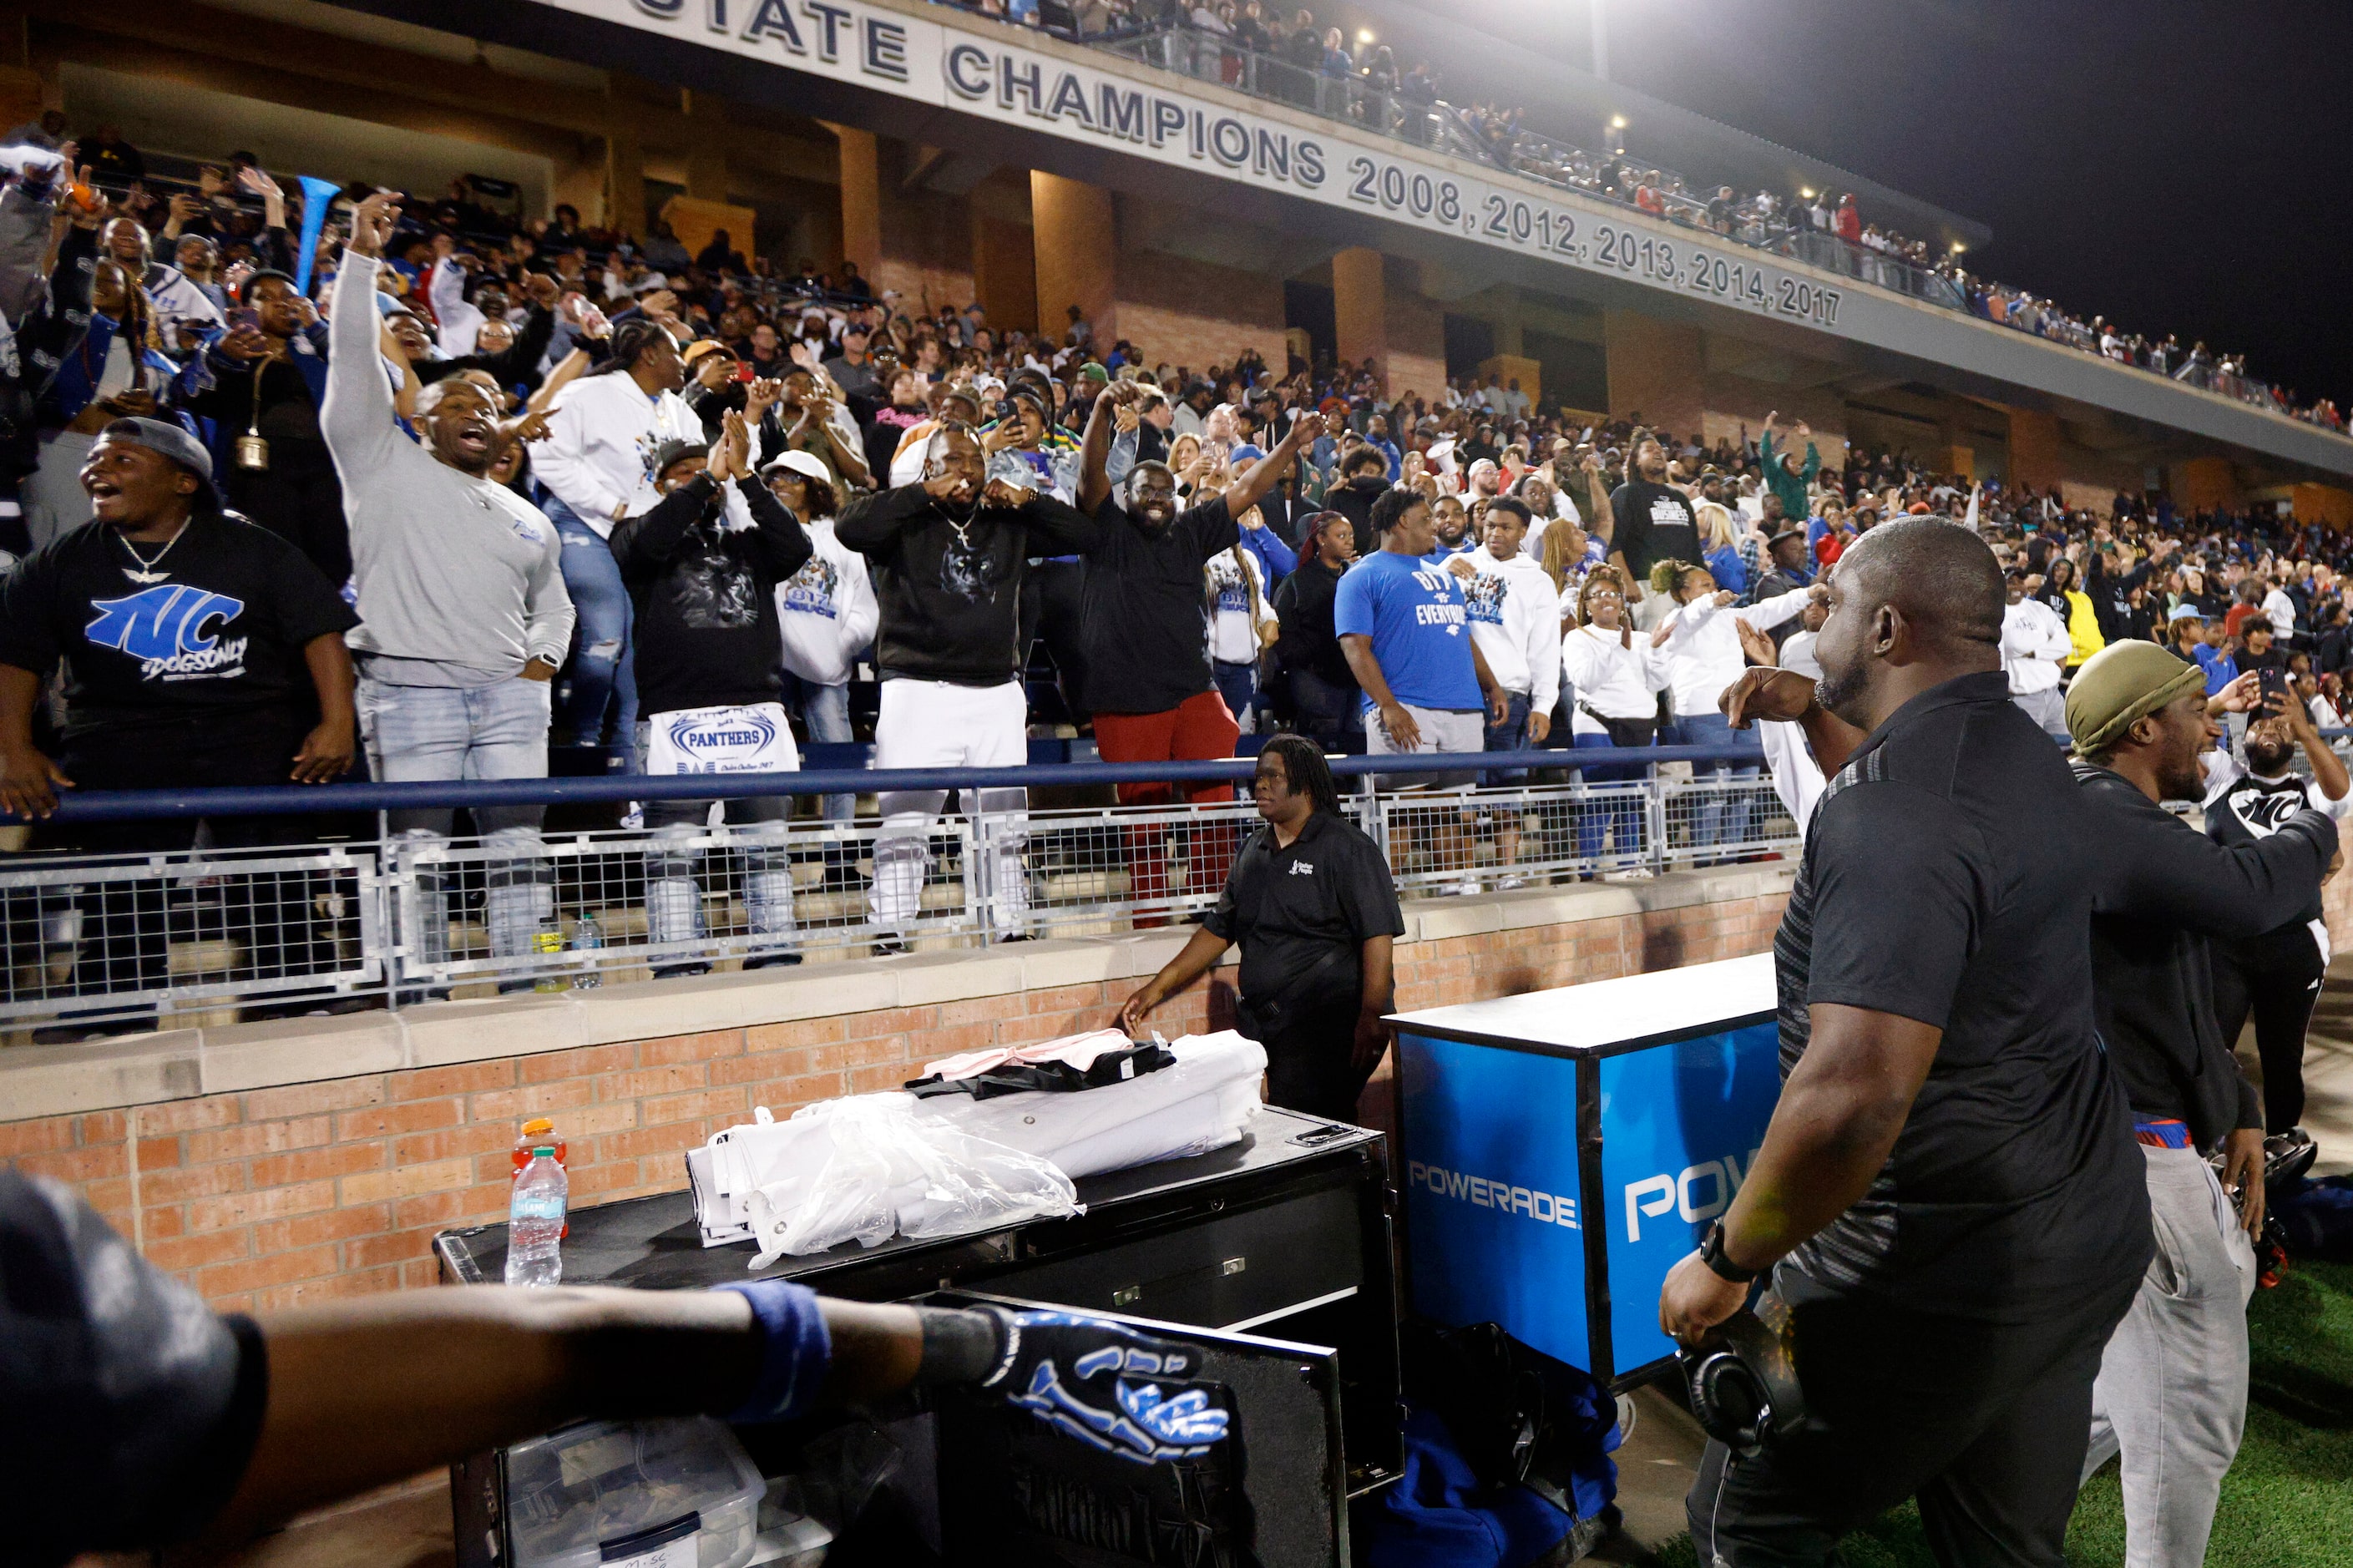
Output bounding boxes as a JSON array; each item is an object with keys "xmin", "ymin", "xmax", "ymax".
[{"xmin": 1389, "ymin": 953, "xmax": 1780, "ymax": 1388}]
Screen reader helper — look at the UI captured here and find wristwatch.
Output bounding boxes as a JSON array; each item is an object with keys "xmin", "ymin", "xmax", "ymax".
[{"xmin": 1698, "ymin": 1219, "xmax": 1760, "ymax": 1285}]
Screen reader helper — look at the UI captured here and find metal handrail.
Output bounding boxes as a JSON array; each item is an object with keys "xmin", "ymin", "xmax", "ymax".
[{"xmin": 8, "ymin": 745, "xmax": 1764, "ymax": 823}]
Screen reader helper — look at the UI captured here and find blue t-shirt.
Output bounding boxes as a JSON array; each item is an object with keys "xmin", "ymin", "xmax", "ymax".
[
  {"xmin": 1333, "ymin": 549, "xmax": 1483, "ymax": 714},
  {"xmin": 2192, "ymin": 642, "xmax": 2237, "ymax": 696}
]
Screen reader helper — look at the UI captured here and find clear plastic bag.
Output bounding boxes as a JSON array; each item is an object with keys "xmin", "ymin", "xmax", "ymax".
[{"xmin": 744, "ymin": 1094, "xmax": 1080, "ymax": 1265}]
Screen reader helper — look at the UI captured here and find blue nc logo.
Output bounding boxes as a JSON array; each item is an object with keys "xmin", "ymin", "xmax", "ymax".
[{"xmin": 86, "ymin": 585, "xmax": 245, "ymax": 660}]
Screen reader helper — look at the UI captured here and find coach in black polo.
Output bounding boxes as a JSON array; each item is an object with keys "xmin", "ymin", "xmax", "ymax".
[
  {"xmin": 1665, "ymin": 518, "xmax": 2150, "ymax": 1566},
  {"xmin": 1119, "ymin": 734, "xmax": 1404, "ymax": 1120}
]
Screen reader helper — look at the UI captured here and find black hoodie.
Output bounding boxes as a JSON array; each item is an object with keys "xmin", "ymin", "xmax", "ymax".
[{"xmin": 836, "ymin": 482, "xmax": 1095, "ymax": 685}]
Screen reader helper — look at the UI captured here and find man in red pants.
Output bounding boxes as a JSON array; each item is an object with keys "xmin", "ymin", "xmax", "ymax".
[{"xmin": 1075, "ymin": 385, "xmax": 1323, "ymax": 923}]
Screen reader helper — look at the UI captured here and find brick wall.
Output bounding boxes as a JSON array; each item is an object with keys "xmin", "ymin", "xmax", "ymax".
[{"xmin": 0, "ymin": 886, "xmax": 1795, "ymax": 1313}]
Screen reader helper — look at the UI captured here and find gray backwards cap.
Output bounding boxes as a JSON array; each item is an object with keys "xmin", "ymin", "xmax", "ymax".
[{"xmin": 99, "ymin": 417, "xmax": 220, "ymax": 508}]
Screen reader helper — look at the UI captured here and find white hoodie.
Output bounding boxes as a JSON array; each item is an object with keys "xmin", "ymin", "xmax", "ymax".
[
  {"xmin": 775, "ymin": 518, "xmax": 880, "ymax": 686},
  {"xmin": 534, "ymin": 372, "xmax": 704, "ymax": 537},
  {"xmin": 1653, "ymin": 586, "xmax": 1811, "ymax": 720},
  {"xmin": 1458, "ymin": 546, "xmax": 1561, "ymax": 708},
  {"xmin": 1561, "ymin": 622, "xmax": 1667, "ymax": 731}
]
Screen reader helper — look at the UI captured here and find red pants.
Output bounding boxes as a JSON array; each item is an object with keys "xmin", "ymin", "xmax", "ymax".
[{"xmin": 1095, "ymin": 691, "xmax": 1243, "ymax": 922}]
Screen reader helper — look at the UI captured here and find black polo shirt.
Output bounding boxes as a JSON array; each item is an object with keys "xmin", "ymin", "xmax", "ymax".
[
  {"xmin": 1773, "ymin": 670, "xmax": 2148, "ymax": 1323},
  {"xmin": 1202, "ymin": 809, "xmax": 1404, "ymax": 1008}
]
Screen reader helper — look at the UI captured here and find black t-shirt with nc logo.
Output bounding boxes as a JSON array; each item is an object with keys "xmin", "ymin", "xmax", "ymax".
[{"xmin": 0, "ymin": 512, "xmax": 357, "ymax": 738}]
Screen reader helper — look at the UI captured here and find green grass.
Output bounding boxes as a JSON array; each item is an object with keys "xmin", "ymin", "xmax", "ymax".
[{"xmin": 1654, "ymin": 1261, "xmax": 2353, "ymax": 1566}]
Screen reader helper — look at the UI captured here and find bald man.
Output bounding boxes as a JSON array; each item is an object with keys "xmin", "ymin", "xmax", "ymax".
[{"xmin": 1663, "ymin": 519, "xmax": 2150, "ymax": 1567}]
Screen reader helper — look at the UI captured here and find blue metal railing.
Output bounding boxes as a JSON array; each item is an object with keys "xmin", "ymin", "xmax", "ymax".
[{"xmin": 8, "ymin": 745, "xmax": 1766, "ymax": 824}]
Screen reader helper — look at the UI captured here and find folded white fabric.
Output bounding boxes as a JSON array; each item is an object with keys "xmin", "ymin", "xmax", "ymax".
[
  {"xmin": 918, "ymin": 1026, "xmax": 1136, "ymax": 1083},
  {"xmin": 689, "ymin": 1031, "xmax": 1268, "ymax": 1254}
]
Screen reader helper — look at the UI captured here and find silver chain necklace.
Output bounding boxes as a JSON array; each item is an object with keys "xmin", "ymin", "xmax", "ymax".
[{"xmin": 114, "ymin": 520, "xmax": 191, "ymax": 584}]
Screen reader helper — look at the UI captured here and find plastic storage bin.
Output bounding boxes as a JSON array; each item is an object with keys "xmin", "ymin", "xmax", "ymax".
[{"xmin": 504, "ymin": 1417, "xmax": 766, "ymax": 1568}]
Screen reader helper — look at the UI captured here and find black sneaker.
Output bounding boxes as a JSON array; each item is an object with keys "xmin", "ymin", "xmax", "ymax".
[
  {"xmin": 870, "ymin": 936, "xmax": 910, "ymax": 957},
  {"xmin": 742, "ymin": 953, "xmax": 805, "ymax": 970}
]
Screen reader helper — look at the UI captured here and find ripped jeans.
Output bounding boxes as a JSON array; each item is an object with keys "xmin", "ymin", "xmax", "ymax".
[
  {"xmin": 358, "ymin": 673, "xmax": 552, "ymax": 969},
  {"xmin": 632, "ymin": 721, "xmax": 797, "ymax": 963},
  {"xmin": 549, "ymin": 503, "xmax": 638, "ymax": 748}
]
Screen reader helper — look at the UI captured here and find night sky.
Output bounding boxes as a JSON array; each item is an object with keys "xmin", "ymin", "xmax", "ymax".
[{"xmin": 1406, "ymin": 0, "xmax": 2353, "ymax": 411}]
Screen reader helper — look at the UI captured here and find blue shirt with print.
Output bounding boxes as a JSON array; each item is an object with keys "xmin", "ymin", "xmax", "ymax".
[{"xmin": 1333, "ymin": 549, "xmax": 1483, "ymax": 715}]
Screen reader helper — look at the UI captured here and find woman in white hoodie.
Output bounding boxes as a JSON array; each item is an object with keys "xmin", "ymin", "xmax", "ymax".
[
  {"xmin": 529, "ymin": 319, "xmax": 703, "ymax": 752},
  {"xmin": 1648, "ymin": 559, "xmax": 1818, "ymax": 860},
  {"xmin": 1560, "ymin": 571, "xmax": 1666, "ymax": 867},
  {"xmin": 766, "ymin": 451, "xmax": 878, "ymax": 823}
]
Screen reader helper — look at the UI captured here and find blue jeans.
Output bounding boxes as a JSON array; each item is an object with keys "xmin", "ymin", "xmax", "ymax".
[
  {"xmin": 782, "ymin": 672, "xmax": 855, "ymax": 822},
  {"xmin": 1483, "ymin": 691, "xmax": 1531, "ymax": 785},
  {"xmin": 1668, "ymin": 712, "xmax": 1763, "ymax": 856},
  {"xmin": 548, "ymin": 502, "xmax": 637, "ymax": 749},
  {"xmin": 1571, "ymin": 731, "xmax": 1650, "ymax": 862},
  {"xmin": 357, "ymin": 673, "xmax": 552, "ymax": 964}
]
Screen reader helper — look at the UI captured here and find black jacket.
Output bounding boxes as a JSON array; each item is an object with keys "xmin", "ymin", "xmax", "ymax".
[
  {"xmin": 610, "ymin": 472, "xmax": 812, "ymax": 715},
  {"xmin": 836, "ymin": 482, "xmax": 1095, "ymax": 685},
  {"xmin": 2074, "ymin": 760, "xmax": 2335, "ymax": 1145},
  {"xmin": 1272, "ymin": 554, "xmax": 1357, "ymax": 688}
]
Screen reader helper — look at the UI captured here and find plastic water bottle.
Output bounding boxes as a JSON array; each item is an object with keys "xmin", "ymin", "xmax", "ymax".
[
  {"xmin": 532, "ymin": 920, "xmax": 567, "ymax": 994},
  {"xmin": 505, "ymin": 1148, "xmax": 568, "ymax": 1287},
  {"xmin": 571, "ymin": 913, "xmax": 603, "ymax": 990}
]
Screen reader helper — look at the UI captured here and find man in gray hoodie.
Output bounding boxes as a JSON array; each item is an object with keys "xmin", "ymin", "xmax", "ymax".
[{"xmin": 323, "ymin": 193, "xmax": 574, "ymax": 982}]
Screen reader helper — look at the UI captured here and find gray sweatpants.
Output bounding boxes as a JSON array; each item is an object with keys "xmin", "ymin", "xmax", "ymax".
[
  {"xmin": 2011, "ymin": 686, "xmax": 2067, "ymax": 737},
  {"xmin": 2081, "ymin": 1143, "xmax": 2257, "ymax": 1567}
]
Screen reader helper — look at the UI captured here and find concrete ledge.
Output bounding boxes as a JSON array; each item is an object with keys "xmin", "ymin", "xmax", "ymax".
[{"xmin": 0, "ymin": 867, "xmax": 1794, "ymax": 1121}]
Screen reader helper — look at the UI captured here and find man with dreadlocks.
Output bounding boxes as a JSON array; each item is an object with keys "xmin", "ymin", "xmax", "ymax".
[{"xmin": 1119, "ymin": 734, "xmax": 1404, "ymax": 1122}]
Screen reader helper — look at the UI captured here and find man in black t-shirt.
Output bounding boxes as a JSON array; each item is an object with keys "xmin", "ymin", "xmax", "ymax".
[
  {"xmin": 1607, "ymin": 432, "xmax": 1699, "ymax": 630},
  {"xmin": 1074, "ymin": 389, "xmax": 1322, "ymax": 921},
  {"xmin": 1120, "ymin": 736, "xmax": 1404, "ymax": 1121},
  {"xmin": 1666, "ymin": 519, "xmax": 2148, "ymax": 1566},
  {"xmin": 0, "ymin": 419, "xmax": 358, "ymax": 1024}
]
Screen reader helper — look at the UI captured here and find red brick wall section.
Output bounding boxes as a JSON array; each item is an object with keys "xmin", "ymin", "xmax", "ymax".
[{"xmin": 0, "ymin": 894, "xmax": 1791, "ymax": 1313}]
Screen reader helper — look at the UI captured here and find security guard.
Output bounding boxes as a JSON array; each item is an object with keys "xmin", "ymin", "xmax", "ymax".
[
  {"xmin": 1661, "ymin": 518, "xmax": 2151, "ymax": 1566},
  {"xmin": 1120, "ymin": 733, "xmax": 1405, "ymax": 1121}
]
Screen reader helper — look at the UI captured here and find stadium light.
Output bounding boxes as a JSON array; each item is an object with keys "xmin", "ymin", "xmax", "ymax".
[
  {"xmin": 1356, "ymin": 27, "xmax": 1374, "ymax": 43},
  {"xmin": 1610, "ymin": 114, "xmax": 1628, "ymax": 129},
  {"xmin": 1799, "ymin": 187, "xmax": 1816, "ymax": 200}
]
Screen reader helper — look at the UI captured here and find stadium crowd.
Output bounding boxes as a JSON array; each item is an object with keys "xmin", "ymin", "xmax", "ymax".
[{"xmin": 0, "ymin": 124, "xmax": 2348, "ymax": 972}]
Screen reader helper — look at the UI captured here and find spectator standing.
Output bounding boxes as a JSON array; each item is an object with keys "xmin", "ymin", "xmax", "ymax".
[
  {"xmin": 0, "ymin": 421, "xmax": 357, "ymax": 1024},
  {"xmin": 1271, "ymin": 509, "xmax": 1361, "ymax": 751},
  {"xmin": 1608, "ymin": 432, "xmax": 1700, "ymax": 629},
  {"xmin": 531, "ymin": 319, "xmax": 702, "ymax": 753},
  {"xmin": 1559, "ymin": 571, "xmax": 1664, "ymax": 865},
  {"xmin": 1075, "ymin": 392, "xmax": 1319, "ymax": 914},
  {"xmin": 325, "ymin": 198, "xmax": 575, "ymax": 977},
  {"xmin": 1324, "ymin": 446, "xmax": 1393, "ymax": 558},
  {"xmin": 1455, "ymin": 497, "xmax": 1560, "ymax": 885},
  {"xmin": 767, "ymin": 451, "xmax": 877, "ymax": 826},
  {"xmin": 1119, "ymin": 736, "xmax": 1403, "ymax": 1121},
  {"xmin": 835, "ymin": 424, "xmax": 1094, "ymax": 947},
  {"xmin": 1338, "ymin": 488, "xmax": 1510, "ymax": 890},
  {"xmin": 1650, "ymin": 563, "xmax": 1817, "ymax": 860},
  {"xmin": 610, "ymin": 415, "xmax": 812, "ymax": 974},
  {"xmin": 2205, "ymin": 692, "xmax": 2353, "ymax": 1142},
  {"xmin": 2001, "ymin": 569, "xmax": 2073, "ymax": 736},
  {"xmin": 1758, "ymin": 413, "xmax": 1819, "ymax": 529}
]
